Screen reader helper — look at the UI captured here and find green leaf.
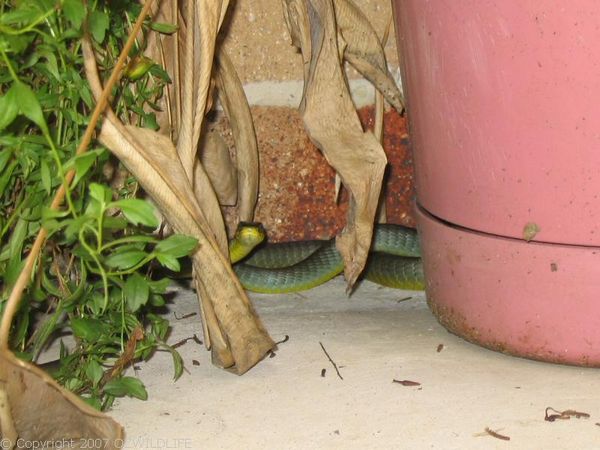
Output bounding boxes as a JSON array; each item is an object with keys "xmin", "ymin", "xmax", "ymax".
[
  {"xmin": 12, "ymin": 312, "xmax": 30, "ymax": 347},
  {"xmin": 62, "ymin": 269, "xmax": 90, "ymax": 308},
  {"xmin": 0, "ymin": 160, "xmax": 17, "ymax": 198},
  {"xmin": 85, "ymin": 359, "xmax": 104, "ymax": 387},
  {"xmin": 89, "ymin": 182, "xmax": 112, "ymax": 204},
  {"xmin": 0, "ymin": 3, "xmax": 44, "ymax": 25},
  {"xmin": 142, "ymin": 112, "xmax": 158, "ymax": 130},
  {"xmin": 155, "ymin": 234, "xmax": 198, "ymax": 258},
  {"xmin": 147, "ymin": 314, "xmax": 169, "ymax": 340},
  {"xmin": 40, "ymin": 158, "xmax": 51, "ymax": 194},
  {"xmin": 41, "ymin": 271, "xmax": 62, "ymax": 297},
  {"xmin": 148, "ymin": 64, "xmax": 171, "ymax": 83},
  {"xmin": 64, "ymin": 149, "xmax": 103, "ymax": 187},
  {"xmin": 150, "ymin": 22, "xmax": 179, "ymax": 34},
  {"xmin": 82, "ymin": 396, "xmax": 102, "ymax": 411},
  {"xmin": 168, "ymin": 347, "xmax": 184, "ymax": 380},
  {"xmin": 4, "ymin": 256, "xmax": 25, "ymax": 291},
  {"xmin": 102, "ymin": 216, "xmax": 128, "ymax": 230},
  {"xmin": 42, "ymin": 206, "xmax": 71, "ymax": 221},
  {"xmin": 13, "ymin": 82, "xmax": 49, "ymax": 134},
  {"xmin": 0, "ymin": 148, "xmax": 13, "ymax": 172},
  {"xmin": 148, "ymin": 277, "xmax": 171, "ymax": 294},
  {"xmin": 155, "ymin": 253, "xmax": 180, "ymax": 272},
  {"xmin": 124, "ymin": 56, "xmax": 155, "ymax": 81},
  {"xmin": 0, "ymin": 84, "xmax": 19, "ymax": 130},
  {"xmin": 105, "ymin": 250, "xmax": 147, "ymax": 270},
  {"xmin": 65, "ymin": 377, "xmax": 85, "ymax": 392},
  {"xmin": 103, "ymin": 376, "xmax": 147, "ymax": 400},
  {"xmin": 39, "ymin": 49, "xmax": 60, "ymax": 81},
  {"xmin": 9, "ymin": 217, "xmax": 28, "ymax": 260},
  {"xmin": 65, "ymin": 215, "xmax": 94, "ymax": 242},
  {"xmin": 111, "ymin": 198, "xmax": 158, "ymax": 228},
  {"xmin": 71, "ymin": 317, "xmax": 105, "ymax": 342},
  {"xmin": 89, "ymin": 292, "xmax": 105, "ymax": 315},
  {"xmin": 61, "ymin": 0, "xmax": 85, "ymax": 28},
  {"xmin": 149, "ymin": 294, "xmax": 165, "ymax": 307},
  {"xmin": 0, "ymin": 33, "xmax": 34, "ymax": 54},
  {"xmin": 124, "ymin": 273, "xmax": 149, "ymax": 312},
  {"xmin": 88, "ymin": 10, "xmax": 109, "ymax": 43},
  {"xmin": 32, "ymin": 305, "xmax": 62, "ymax": 358}
]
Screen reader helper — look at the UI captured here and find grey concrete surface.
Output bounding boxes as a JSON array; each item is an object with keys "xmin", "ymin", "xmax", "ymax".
[{"xmin": 110, "ymin": 278, "xmax": 600, "ymax": 449}]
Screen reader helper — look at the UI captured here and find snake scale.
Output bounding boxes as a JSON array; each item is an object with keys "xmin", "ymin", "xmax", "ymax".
[{"xmin": 230, "ymin": 223, "xmax": 425, "ymax": 294}]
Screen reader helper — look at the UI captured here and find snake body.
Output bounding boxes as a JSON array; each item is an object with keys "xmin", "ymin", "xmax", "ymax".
[{"xmin": 232, "ymin": 224, "xmax": 424, "ymax": 293}]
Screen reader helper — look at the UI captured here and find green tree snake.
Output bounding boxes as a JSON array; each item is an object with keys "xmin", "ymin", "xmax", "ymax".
[{"xmin": 229, "ymin": 223, "xmax": 425, "ymax": 293}]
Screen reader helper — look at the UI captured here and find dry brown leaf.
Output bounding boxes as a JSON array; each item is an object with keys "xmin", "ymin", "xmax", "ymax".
[
  {"xmin": 151, "ymin": 3, "xmax": 258, "ymax": 224},
  {"xmin": 200, "ymin": 129, "xmax": 238, "ymax": 205},
  {"xmin": 178, "ymin": 0, "xmax": 229, "ymax": 176},
  {"xmin": 96, "ymin": 116, "xmax": 231, "ymax": 356},
  {"xmin": 374, "ymin": 16, "xmax": 392, "ymax": 224},
  {"xmin": 190, "ymin": 145, "xmax": 229, "ymax": 254},
  {"xmin": 375, "ymin": 78, "xmax": 387, "ymax": 223},
  {"xmin": 176, "ymin": 0, "xmax": 200, "ymax": 176},
  {"xmin": 214, "ymin": 49, "xmax": 260, "ymax": 222},
  {"xmin": 82, "ymin": 35, "xmax": 273, "ymax": 373},
  {"xmin": 146, "ymin": 1, "xmax": 180, "ymax": 139},
  {"xmin": 137, "ymin": 1, "xmax": 267, "ymax": 362},
  {"xmin": 283, "ymin": 0, "xmax": 387, "ymax": 288},
  {"xmin": 98, "ymin": 119, "xmax": 273, "ymax": 373},
  {"xmin": 145, "ymin": 3, "xmax": 235, "ymax": 255},
  {"xmin": 0, "ymin": 351, "xmax": 122, "ymax": 447},
  {"xmin": 332, "ymin": 0, "xmax": 404, "ymax": 113}
]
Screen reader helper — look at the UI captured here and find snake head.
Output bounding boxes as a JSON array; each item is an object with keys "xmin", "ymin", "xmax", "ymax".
[{"xmin": 229, "ymin": 222, "xmax": 267, "ymax": 263}]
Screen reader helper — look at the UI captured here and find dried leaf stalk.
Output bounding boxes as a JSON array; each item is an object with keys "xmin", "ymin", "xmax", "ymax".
[
  {"xmin": 282, "ymin": 0, "xmax": 388, "ymax": 288},
  {"xmin": 82, "ymin": 2, "xmax": 273, "ymax": 373}
]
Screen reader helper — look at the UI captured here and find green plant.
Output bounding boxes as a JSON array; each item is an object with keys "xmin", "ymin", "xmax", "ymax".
[{"xmin": 0, "ymin": 0, "xmax": 195, "ymax": 410}]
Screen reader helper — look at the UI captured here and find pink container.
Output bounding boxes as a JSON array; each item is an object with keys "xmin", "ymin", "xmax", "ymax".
[{"xmin": 394, "ymin": 1, "xmax": 600, "ymax": 365}]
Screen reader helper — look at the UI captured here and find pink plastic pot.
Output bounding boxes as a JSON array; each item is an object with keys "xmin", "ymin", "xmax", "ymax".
[{"xmin": 394, "ymin": 0, "xmax": 600, "ymax": 366}]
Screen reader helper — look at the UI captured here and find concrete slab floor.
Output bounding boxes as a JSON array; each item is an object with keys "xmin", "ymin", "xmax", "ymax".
[{"xmin": 111, "ymin": 278, "xmax": 600, "ymax": 449}]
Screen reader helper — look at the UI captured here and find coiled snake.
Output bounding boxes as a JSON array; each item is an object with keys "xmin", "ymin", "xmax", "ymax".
[{"xmin": 230, "ymin": 223, "xmax": 425, "ymax": 293}]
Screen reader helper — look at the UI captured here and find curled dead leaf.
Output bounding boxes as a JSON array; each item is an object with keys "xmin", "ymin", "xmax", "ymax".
[
  {"xmin": 283, "ymin": 0, "xmax": 388, "ymax": 288},
  {"xmin": 214, "ymin": 49, "xmax": 260, "ymax": 223},
  {"xmin": 82, "ymin": 11, "xmax": 274, "ymax": 373},
  {"xmin": 0, "ymin": 351, "xmax": 122, "ymax": 447},
  {"xmin": 333, "ymin": 0, "xmax": 404, "ymax": 112},
  {"xmin": 200, "ymin": 129, "xmax": 238, "ymax": 206}
]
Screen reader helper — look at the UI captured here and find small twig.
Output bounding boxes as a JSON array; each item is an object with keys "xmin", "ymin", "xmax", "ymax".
[
  {"xmin": 484, "ymin": 427, "xmax": 510, "ymax": 441},
  {"xmin": 173, "ymin": 311, "xmax": 197, "ymax": 320},
  {"xmin": 172, "ymin": 334, "xmax": 204, "ymax": 349},
  {"xmin": 319, "ymin": 342, "xmax": 343, "ymax": 380},
  {"xmin": 172, "ymin": 337, "xmax": 191, "ymax": 349},
  {"xmin": 545, "ymin": 407, "xmax": 569, "ymax": 422},
  {"xmin": 101, "ymin": 326, "xmax": 144, "ymax": 385},
  {"xmin": 397, "ymin": 296, "xmax": 413, "ymax": 303},
  {"xmin": 545, "ymin": 407, "xmax": 590, "ymax": 422},
  {"xmin": 266, "ymin": 335, "xmax": 288, "ymax": 358},
  {"xmin": 392, "ymin": 379, "xmax": 420, "ymax": 386},
  {"xmin": 561, "ymin": 409, "xmax": 591, "ymax": 419},
  {"xmin": 275, "ymin": 335, "xmax": 290, "ymax": 346}
]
